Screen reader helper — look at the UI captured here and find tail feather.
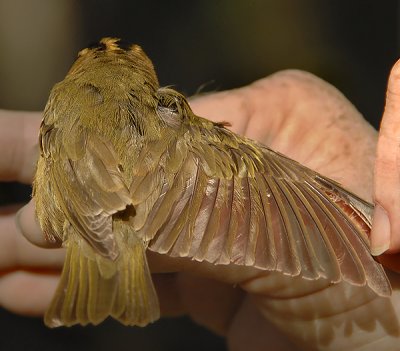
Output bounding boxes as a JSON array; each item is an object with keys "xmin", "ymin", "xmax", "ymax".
[
  {"xmin": 112, "ymin": 242, "xmax": 160, "ymax": 326},
  {"xmin": 45, "ymin": 241, "xmax": 159, "ymax": 327}
]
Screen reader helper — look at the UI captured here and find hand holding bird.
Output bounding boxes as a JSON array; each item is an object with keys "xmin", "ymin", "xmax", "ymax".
[{"xmin": 2, "ymin": 40, "xmax": 400, "ymax": 349}]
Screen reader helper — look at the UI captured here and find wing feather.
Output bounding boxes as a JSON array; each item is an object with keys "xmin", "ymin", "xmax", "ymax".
[
  {"xmin": 302, "ymin": 183, "xmax": 366, "ymax": 285},
  {"xmin": 141, "ymin": 172, "xmax": 186, "ymax": 250},
  {"xmin": 254, "ymin": 173, "xmax": 277, "ymax": 270},
  {"xmin": 41, "ymin": 123, "xmax": 131, "ymax": 259},
  {"xmin": 189, "ymin": 178, "xmax": 220, "ymax": 258},
  {"xmin": 201, "ymin": 178, "xmax": 234, "ymax": 264},
  {"xmin": 284, "ymin": 180, "xmax": 341, "ymax": 282},
  {"xmin": 146, "ymin": 126, "xmax": 391, "ymax": 297},
  {"xmin": 169, "ymin": 162, "xmax": 209, "ymax": 256},
  {"xmin": 273, "ymin": 177, "xmax": 322, "ymax": 280},
  {"xmin": 263, "ymin": 174, "xmax": 302, "ymax": 276}
]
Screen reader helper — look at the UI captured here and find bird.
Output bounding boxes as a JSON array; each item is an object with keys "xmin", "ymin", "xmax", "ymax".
[{"xmin": 33, "ymin": 37, "xmax": 391, "ymax": 328}]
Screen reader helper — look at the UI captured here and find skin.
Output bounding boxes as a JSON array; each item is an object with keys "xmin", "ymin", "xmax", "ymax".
[
  {"xmin": 371, "ymin": 58, "xmax": 400, "ymax": 269},
  {"xmin": 2, "ymin": 69, "xmax": 400, "ymax": 350}
]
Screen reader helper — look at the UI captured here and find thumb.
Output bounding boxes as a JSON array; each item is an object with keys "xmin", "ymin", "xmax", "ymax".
[{"xmin": 371, "ymin": 58, "xmax": 400, "ymax": 255}]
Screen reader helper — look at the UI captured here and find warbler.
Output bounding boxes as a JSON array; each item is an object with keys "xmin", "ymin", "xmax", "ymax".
[{"xmin": 33, "ymin": 37, "xmax": 391, "ymax": 327}]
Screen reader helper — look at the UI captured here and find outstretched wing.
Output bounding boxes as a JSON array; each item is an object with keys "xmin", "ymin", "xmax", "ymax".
[
  {"xmin": 40, "ymin": 121, "xmax": 131, "ymax": 259},
  {"xmin": 135, "ymin": 125, "xmax": 391, "ymax": 297}
]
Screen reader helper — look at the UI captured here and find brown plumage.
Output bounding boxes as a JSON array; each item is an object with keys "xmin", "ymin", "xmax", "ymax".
[{"xmin": 33, "ymin": 37, "xmax": 391, "ymax": 328}]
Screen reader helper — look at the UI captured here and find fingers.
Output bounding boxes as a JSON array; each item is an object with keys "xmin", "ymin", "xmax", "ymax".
[
  {"xmin": 0, "ymin": 110, "xmax": 41, "ymax": 183},
  {"xmin": 15, "ymin": 199, "xmax": 59, "ymax": 248},
  {"xmin": 0, "ymin": 271, "xmax": 59, "ymax": 316},
  {"xmin": 372, "ymin": 59, "xmax": 400, "ymax": 255},
  {"xmin": 0, "ymin": 204, "xmax": 64, "ymax": 271},
  {"xmin": 175, "ymin": 273, "xmax": 244, "ymax": 335},
  {"xmin": 227, "ymin": 297, "xmax": 298, "ymax": 351},
  {"xmin": 152, "ymin": 271, "xmax": 245, "ymax": 336},
  {"xmin": 0, "ymin": 110, "xmax": 63, "ymax": 317}
]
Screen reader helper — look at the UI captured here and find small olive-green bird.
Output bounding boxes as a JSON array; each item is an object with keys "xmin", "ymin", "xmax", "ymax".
[{"xmin": 33, "ymin": 37, "xmax": 391, "ymax": 328}]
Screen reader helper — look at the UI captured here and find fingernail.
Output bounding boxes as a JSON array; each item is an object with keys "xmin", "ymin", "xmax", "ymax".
[
  {"xmin": 14, "ymin": 206, "xmax": 25, "ymax": 235},
  {"xmin": 370, "ymin": 205, "xmax": 391, "ymax": 256},
  {"xmin": 15, "ymin": 200, "xmax": 54, "ymax": 247},
  {"xmin": 14, "ymin": 203, "xmax": 36, "ymax": 240}
]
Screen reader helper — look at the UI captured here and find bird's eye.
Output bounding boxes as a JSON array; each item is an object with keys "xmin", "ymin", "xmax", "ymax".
[{"xmin": 157, "ymin": 92, "xmax": 182, "ymax": 128}]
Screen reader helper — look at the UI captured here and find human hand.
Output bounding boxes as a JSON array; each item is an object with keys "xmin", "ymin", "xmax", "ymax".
[
  {"xmin": 0, "ymin": 110, "xmax": 65, "ymax": 316},
  {"xmin": 3, "ymin": 71, "xmax": 400, "ymax": 350},
  {"xmin": 371, "ymin": 60, "xmax": 400, "ymax": 271}
]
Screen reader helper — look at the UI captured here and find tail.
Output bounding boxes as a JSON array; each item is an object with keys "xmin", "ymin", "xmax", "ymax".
[{"xmin": 45, "ymin": 240, "xmax": 159, "ymax": 327}]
